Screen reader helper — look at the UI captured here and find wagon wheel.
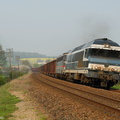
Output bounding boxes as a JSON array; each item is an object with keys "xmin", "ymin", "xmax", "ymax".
[{"xmin": 81, "ymin": 74, "xmax": 89, "ymax": 84}]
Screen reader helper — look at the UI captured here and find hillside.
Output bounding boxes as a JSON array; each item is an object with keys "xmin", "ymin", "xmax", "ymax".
[
  {"xmin": 20, "ymin": 58, "xmax": 56, "ymax": 65},
  {"xmin": 14, "ymin": 52, "xmax": 56, "ymax": 58}
]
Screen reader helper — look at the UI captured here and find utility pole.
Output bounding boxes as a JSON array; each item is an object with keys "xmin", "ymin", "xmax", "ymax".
[
  {"xmin": 6, "ymin": 48, "xmax": 13, "ymax": 79},
  {"xmin": 16, "ymin": 56, "xmax": 20, "ymax": 71}
]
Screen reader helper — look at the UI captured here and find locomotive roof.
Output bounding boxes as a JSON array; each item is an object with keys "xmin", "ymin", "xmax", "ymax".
[{"xmin": 71, "ymin": 38, "xmax": 120, "ymax": 52}]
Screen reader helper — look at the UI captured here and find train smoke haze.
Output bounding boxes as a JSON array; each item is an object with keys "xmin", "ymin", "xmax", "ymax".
[{"xmin": 80, "ymin": 16, "xmax": 111, "ymax": 44}]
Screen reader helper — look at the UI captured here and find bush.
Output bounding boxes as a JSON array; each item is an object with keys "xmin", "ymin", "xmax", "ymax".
[
  {"xmin": 10, "ymin": 71, "xmax": 27, "ymax": 79},
  {"xmin": 0, "ymin": 71, "xmax": 28, "ymax": 86},
  {"xmin": 0, "ymin": 75, "xmax": 8, "ymax": 85}
]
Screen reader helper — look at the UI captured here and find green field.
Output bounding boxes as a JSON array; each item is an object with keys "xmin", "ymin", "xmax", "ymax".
[{"xmin": 20, "ymin": 58, "xmax": 56, "ymax": 64}]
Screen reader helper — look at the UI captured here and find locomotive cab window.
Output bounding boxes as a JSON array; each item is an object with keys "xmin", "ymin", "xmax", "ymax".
[
  {"xmin": 85, "ymin": 49, "xmax": 89, "ymax": 58},
  {"xmin": 89, "ymin": 48, "xmax": 120, "ymax": 58}
]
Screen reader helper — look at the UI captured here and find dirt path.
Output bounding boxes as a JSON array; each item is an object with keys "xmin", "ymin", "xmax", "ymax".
[{"xmin": 9, "ymin": 73, "xmax": 51, "ymax": 120}]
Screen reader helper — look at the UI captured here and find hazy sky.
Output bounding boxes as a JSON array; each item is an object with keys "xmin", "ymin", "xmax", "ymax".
[{"xmin": 0, "ymin": 0, "xmax": 120, "ymax": 56}]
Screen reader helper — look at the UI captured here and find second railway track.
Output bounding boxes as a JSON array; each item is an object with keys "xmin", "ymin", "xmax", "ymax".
[{"xmin": 32, "ymin": 72, "xmax": 120, "ymax": 117}]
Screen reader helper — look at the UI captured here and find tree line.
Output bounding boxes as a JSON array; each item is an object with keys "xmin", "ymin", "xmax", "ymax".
[{"xmin": 0, "ymin": 44, "xmax": 6, "ymax": 68}]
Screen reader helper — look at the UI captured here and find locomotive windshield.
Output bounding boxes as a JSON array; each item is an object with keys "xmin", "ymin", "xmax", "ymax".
[{"xmin": 89, "ymin": 48, "xmax": 120, "ymax": 58}]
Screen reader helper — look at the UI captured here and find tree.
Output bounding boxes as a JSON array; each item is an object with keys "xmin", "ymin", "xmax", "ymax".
[
  {"xmin": 21, "ymin": 60, "xmax": 31, "ymax": 67},
  {"xmin": 33, "ymin": 63, "xmax": 40, "ymax": 68},
  {"xmin": 0, "ymin": 44, "xmax": 6, "ymax": 67}
]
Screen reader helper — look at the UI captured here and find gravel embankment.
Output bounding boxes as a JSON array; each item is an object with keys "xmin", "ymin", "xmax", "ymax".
[{"xmin": 30, "ymin": 73, "xmax": 120, "ymax": 120}]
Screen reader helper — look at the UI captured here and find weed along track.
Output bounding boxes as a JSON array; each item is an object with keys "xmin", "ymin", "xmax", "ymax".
[{"xmin": 31, "ymin": 72, "xmax": 120, "ymax": 119}]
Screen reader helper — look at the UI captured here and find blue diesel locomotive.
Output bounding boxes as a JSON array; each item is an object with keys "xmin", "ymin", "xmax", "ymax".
[{"xmin": 40, "ymin": 38, "xmax": 120, "ymax": 89}]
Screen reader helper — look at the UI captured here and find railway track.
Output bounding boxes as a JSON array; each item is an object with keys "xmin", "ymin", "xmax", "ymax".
[{"xmin": 32, "ymin": 72, "xmax": 120, "ymax": 117}]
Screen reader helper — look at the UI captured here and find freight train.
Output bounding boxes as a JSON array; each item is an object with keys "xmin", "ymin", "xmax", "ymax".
[{"xmin": 39, "ymin": 38, "xmax": 120, "ymax": 89}]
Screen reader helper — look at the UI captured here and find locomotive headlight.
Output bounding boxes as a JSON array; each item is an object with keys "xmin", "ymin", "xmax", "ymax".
[
  {"xmin": 104, "ymin": 43, "xmax": 110, "ymax": 48},
  {"xmin": 97, "ymin": 66, "xmax": 101, "ymax": 70},
  {"xmin": 114, "ymin": 68, "xmax": 118, "ymax": 72},
  {"xmin": 111, "ymin": 68, "xmax": 115, "ymax": 72},
  {"xmin": 94, "ymin": 66, "xmax": 98, "ymax": 70},
  {"xmin": 90, "ymin": 65, "xmax": 102, "ymax": 71},
  {"xmin": 111, "ymin": 68, "xmax": 118, "ymax": 72}
]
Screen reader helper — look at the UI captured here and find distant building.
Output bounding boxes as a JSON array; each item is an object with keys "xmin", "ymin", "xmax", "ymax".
[{"xmin": 37, "ymin": 60, "xmax": 46, "ymax": 65}]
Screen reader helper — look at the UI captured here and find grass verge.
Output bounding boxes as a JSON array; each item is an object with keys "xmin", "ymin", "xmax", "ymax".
[
  {"xmin": 39, "ymin": 116, "xmax": 47, "ymax": 120},
  {"xmin": 111, "ymin": 82, "xmax": 120, "ymax": 90},
  {"xmin": 0, "ymin": 83, "xmax": 21, "ymax": 120},
  {"xmin": 111, "ymin": 85, "xmax": 120, "ymax": 90},
  {"xmin": 36, "ymin": 112, "xmax": 47, "ymax": 120}
]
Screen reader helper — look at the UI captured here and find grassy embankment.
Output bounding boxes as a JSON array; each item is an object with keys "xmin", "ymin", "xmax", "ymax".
[
  {"xmin": 0, "ymin": 72, "xmax": 27, "ymax": 120},
  {"xmin": 0, "ymin": 75, "xmax": 47, "ymax": 120},
  {"xmin": 111, "ymin": 81, "xmax": 120, "ymax": 89},
  {"xmin": 0, "ymin": 83, "xmax": 21, "ymax": 120}
]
